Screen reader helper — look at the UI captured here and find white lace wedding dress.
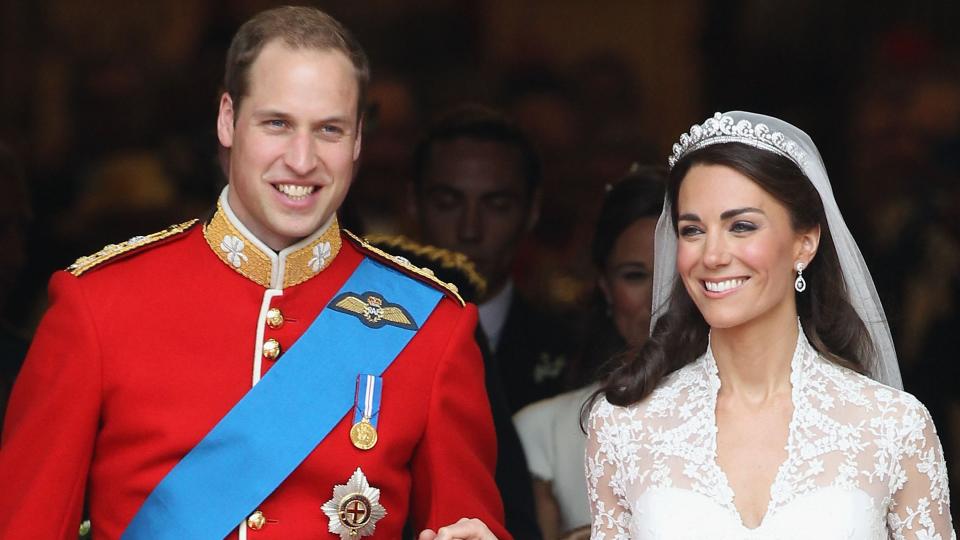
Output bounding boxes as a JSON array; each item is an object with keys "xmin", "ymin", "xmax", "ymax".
[{"xmin": 586, "ymin": 331, "xmax": 955, "ymax": 539}]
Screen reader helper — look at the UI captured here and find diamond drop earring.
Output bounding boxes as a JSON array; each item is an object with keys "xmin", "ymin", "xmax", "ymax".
[{"xmin": 794, "ymin": 261, "xmax": 807, "ymax": 293}]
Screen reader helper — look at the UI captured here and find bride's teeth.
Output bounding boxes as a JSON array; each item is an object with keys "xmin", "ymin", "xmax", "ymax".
[
  {"xmin": 275, "ymin": 184, "xmax": 316, "ymax": 199},
  {"xmin": 705, "ymin": 279, "xmax": 744, "ymax": 293}
]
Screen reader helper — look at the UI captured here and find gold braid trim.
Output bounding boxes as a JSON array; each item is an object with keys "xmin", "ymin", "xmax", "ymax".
[
  {"xmin": 282, "ymin": 220, "xmax": 342, "ymax": 288},
  {"xmin": 363, "ymin": 234, "xmax": 487, "ymax": 299},
  {"xmin": 67, "ymin": 219, "xmax": 199, "ymax": 276},
  {"xmin": 201, "ymin": 201, "xmax": 342, "ymax": 289},
  {"xmin": 344, "ymin": 230, "xmax": 466, "ymax": 306},
  {"xmin": 203, "ymin": 206, "xmax": 274, "ymax": 287}
]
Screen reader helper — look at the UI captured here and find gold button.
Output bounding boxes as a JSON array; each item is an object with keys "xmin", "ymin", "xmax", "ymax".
[
  {"xmin": 247, "ymin": 510, "xmax": 266, "ymax": 530},
  {"xmin": 266, "ymin": 308, "xmax": 284, "ymax": 328},
  {"xmin": 263, "ymin": 339, "xmax": 281, "ymax": 360}
]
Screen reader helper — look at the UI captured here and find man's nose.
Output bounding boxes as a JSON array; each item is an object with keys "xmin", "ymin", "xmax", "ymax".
[
  {"xmin": 285, "ymin": 132, "xmax": 317, "ymax": 175},
  {"xmin": 457, "ymin": 201, "xmax": 482, "ymax": 243}
]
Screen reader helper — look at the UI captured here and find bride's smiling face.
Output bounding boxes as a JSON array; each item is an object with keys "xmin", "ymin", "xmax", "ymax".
[{"xmin": 675, "ymin": 164, "xmax": 817, "ymax": 330}]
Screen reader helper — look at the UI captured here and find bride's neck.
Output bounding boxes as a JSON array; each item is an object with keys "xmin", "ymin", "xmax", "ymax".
[{"xmin": 710, "ymin": 304, "xmax": 799, "ymax": 402}]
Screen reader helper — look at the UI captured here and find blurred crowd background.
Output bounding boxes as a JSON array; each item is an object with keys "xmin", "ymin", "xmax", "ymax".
[{"xmin": 1, "ymin": 0, "xmax": 959, "ymax": 530}]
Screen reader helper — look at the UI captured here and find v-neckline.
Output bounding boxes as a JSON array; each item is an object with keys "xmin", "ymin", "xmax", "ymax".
[{"xmin": 702, "ymin": 329, "xmax": 807, "ymax": 531}]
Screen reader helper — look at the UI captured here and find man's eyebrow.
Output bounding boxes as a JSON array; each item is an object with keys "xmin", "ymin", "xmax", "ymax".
[
  {"xmin": 249, "ymin": 111, "xmax": 353, "ymax": 125},
  {"xmin": 482, "ymin": 189, "xmax": 522, "ymax": 199},
  {"xmin": 312, "ymin": 115, "xmax": 352, "ymax": 126},
  {"xmin": 251, "ymin": 109, "xmax": 291, "ymax": 119},
  {"xmin": 423, "ymin": 184, "xmax": 461, "ymax": 194}
]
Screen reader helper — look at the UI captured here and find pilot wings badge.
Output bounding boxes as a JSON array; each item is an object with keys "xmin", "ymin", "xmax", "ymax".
[
  {"xmin": 329, "ymin": 291, "xmax": 419, "ymax": 330},
  {"xmin": 321, "ymin": 468, "xmax": 387, "ymax": 539}
]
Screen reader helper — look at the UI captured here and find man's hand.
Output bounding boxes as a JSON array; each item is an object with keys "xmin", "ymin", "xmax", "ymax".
[{"xmin": 418, "ymin": 517, "xmax": 498, "ymax": 540}]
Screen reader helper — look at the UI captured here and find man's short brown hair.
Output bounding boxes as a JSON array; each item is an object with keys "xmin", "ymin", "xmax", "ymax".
[{"xmin": 224, "ymin": 6, "xmax": 370, "ymax": 120}]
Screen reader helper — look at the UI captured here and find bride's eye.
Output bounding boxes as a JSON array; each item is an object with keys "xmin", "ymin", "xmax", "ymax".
[{"xmin": 730, "ymin": 221, "xmax": 757, "ymax": 233}]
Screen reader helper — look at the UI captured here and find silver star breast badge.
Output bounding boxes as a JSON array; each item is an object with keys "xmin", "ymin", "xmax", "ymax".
[{"xmin": 321, "ymin": 468, "xmax": 387, "ymax": 539}]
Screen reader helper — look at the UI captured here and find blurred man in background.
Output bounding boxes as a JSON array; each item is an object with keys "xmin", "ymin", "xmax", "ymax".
[{"xmin": 411, "ymin": 104, "xmax": 576, "ymax": 414}]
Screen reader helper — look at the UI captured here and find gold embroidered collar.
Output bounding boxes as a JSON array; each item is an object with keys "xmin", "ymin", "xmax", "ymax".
[{"xmin": 203, "ymin": 189, "xmax": 342, "ymax": 289}]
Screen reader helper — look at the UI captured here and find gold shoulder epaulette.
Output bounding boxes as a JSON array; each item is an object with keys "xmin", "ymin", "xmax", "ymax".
[
  {"xmin": 343, "ymin": 230, "xmax": 466, "ymax": 306},
  {"xmin": 67, "ymin": 219, "xmax": 199, "ymax": 276},
  {"xmin": 363, "ymin": 233, "xmax": 487, "ymax": 299}
]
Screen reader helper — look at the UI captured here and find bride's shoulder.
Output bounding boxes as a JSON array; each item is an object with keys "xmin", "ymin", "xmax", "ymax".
[
  {"xmin": 815, "ymin": 360, "xmax": 930, "ymax": 423},
  {"xmin": 587, "ymin": 360, "xmax": 706, "ymax": 428}
]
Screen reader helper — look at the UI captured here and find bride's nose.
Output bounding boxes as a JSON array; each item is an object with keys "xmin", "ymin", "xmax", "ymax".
[{"xmin": 702, "ymin": 232, "xmax": 732, "ymax": 268}]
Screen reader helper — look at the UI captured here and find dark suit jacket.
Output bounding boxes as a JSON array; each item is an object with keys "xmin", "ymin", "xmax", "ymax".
[
  {"xmin": 495, "ymin": 293, "xmax": 577, "ymax": 414},
  {"xmin": 476, "ymin": 326, "xmax": 543, "ymax": 540}
]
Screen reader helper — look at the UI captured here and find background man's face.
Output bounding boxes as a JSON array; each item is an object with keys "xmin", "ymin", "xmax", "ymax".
[
  {"xmin": 217, "ymin": 41, "xmax": 361, "ymax": 250},
  {"xmin": 416, "ymin": 138, "xmax": 535, "ymax": 298}
]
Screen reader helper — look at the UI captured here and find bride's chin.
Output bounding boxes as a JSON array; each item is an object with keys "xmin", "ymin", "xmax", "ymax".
[{"xmin": 699, "ymin": 310, "xmax": 749, "ymax": 331}]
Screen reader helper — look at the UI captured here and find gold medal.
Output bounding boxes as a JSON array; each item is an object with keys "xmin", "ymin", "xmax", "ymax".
[
  {"xmin": 350, "ymin": 418, "xmax": 378, "ymax": 450},
  {"xmin": 351, "ymin": 375, "xmax": 382, "ymax": 450}
]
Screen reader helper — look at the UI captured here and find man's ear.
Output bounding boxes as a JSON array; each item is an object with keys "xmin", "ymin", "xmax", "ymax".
[
  {"xmin": 526, "ymin": 187, "xmax": 542, "ymax": 232},
  {"xmin": 795, "ymin": 223, "xmax": 821, "ymax": 267},
  {"xmin": 353, "ymin": 117, "xmax": 363, "ymax": 161},
  {"xmin": 217, "ymin": 93, "xmax": 235, "ymax": 149}
]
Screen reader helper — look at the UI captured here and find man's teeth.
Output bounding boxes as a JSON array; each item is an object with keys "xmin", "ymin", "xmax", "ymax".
[
  {"xmin": 705, "ymin": 278, "xmax": 746, "ymax": 293},
  {"xmin": 275, "ymin": 184, "xmax": 316, "ymax": 199}
]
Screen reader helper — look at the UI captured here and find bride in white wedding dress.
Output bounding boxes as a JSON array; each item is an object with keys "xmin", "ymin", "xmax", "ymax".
[{"xmin": 586, "ymin": 112, "xmax": 955, "ymax": 539}]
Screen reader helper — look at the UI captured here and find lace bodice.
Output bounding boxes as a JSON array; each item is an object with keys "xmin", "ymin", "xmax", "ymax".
[{"xmin": 586, "ymin": 332, "xmax": 955, "ymax": 539}]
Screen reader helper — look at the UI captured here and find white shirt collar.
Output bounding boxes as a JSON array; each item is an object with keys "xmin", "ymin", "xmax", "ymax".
[{"xmin": 478, "ymin": 280, "xmax": 514, "ymax": 352}]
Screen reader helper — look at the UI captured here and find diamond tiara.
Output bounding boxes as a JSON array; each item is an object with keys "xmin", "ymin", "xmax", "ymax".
[{"xmin": 667, "ymin": 112, "xmax": 808, "ymax": 169}]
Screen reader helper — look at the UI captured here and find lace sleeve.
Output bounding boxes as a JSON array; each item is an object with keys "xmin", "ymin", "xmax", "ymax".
[
  {"xmin": 886, "ymin": 396, "xmax": 956, "ymax": 540},
  {"xmin": 585, "ymin": 398, "xmax": 633, "ymax": 540}
]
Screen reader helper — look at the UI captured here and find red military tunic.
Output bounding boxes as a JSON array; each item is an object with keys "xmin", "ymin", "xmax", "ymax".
[{"xmin": 0, "ymin": 194, "xmax": 508, "ymax": 539}]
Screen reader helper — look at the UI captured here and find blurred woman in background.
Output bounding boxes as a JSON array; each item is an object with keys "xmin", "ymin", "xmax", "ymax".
[{"xmin": 513, "ymin": 165, "xmax": 664, "ymax": 540}]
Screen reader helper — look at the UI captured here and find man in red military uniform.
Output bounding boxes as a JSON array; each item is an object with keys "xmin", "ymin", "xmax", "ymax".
[{"xmin": 0, "ymin": 6, "xmax": 506, "ymax": 540}]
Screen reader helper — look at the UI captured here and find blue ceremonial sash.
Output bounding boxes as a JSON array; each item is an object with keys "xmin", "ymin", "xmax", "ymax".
[{"xmin": 123, "ymin": 257, "xmax": 443, "ymax": 539}]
